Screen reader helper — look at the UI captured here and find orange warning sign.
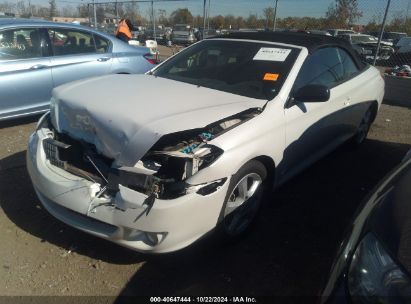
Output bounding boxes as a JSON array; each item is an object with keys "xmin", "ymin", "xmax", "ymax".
[{"xmin": 263, "ymin": 73, "xmax": 279, "ymax": 81}]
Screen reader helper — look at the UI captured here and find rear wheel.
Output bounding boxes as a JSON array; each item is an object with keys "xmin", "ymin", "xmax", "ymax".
[
  {"xmin": 352, "ymin": 107, "xmax": 374, "ymax": 146},
  {"xmin": 218, "ymin": 160, "xmax": 267, "ymax": 238}
]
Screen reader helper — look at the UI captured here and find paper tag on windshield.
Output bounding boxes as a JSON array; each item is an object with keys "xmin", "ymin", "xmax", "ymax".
[{"xmin": 253, "ymin": 48, "xmax": 291, "ymax": 62}]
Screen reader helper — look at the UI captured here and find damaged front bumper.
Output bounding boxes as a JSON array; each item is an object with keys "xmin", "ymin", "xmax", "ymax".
[{"xmin": 27, "ymin": 123, "xmax": 230, "ymax": 253}]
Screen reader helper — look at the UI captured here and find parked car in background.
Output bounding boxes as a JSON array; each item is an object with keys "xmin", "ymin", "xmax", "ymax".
[
  {"xmin": 321, "ymin": 151, "xmax": 411, "ymax": 303},
  {"xmin": 338, "ymin": 33, "xmax": 394, "ymax": 61},
  {"xmin": 141, "ymin": 26, "xmax": 172, "ymax": 45},
  {"xmin": 195, "ymin": 28, "xmax": 219, "ymax": 40},
  {"xmin": 0, "ymin": 18, "xmax": 155, "ymax": 121},
  {"xmin": 367, "ymin": 31, "xmax": 407, "ymax": 45},
  {"xmin": 307, "ymin": 29, "xmax": 332, "ymax": 36},
  {"xmin": 171, "ymin": 24, "xmax": 196, "ymax": 45},
  {"xmin": 27, "ymin": 32, "xmax": 384, "ymax": 253},
  {"xmin": 326, "ymin": 29, "xmax": 356, "ymax": 36},
  {"xmin": 397, "ymin": 36, "xmax": 411, "ymax": 53}
]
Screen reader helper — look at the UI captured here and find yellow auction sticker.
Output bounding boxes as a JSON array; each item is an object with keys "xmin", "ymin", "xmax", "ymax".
[{"xmin": 263, "ymin": 73, "xmax": 279, "ymax": 81}]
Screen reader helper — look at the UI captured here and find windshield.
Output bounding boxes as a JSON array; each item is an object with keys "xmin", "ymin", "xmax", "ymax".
[
  {"xmin": 153, "ymin": 39, "xmax": 300, "ymax": 100},
  {"xmin": 351, "ymin": 35, "xmax": 378, "ymax": 43}
]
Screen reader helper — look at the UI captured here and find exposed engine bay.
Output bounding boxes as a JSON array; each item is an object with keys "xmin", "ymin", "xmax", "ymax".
[{"xmin": 41, "ymin": 108, "xmax": 262, "ymax": 200}]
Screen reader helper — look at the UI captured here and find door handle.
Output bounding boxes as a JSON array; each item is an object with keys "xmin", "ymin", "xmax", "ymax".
[
  {"xmin": 344, "ymin": 97, "xmax": 351, "ymax": 106},
  {"xmin": 97, "ymin": 57, "xmax": 110, "ymax": 62},
  {"xmin": 30, "ymin": 64, "xmax": 48, "ymax": 70}
]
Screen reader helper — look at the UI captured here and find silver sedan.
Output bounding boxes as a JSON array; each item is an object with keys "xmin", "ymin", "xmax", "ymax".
[{"xmin": 0, "ymin": 18, "xmax": 155, "ymax": 121}]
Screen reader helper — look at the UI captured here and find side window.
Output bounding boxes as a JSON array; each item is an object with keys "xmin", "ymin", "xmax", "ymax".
[
  {"xmin": 48, "ymin": 28, "xmax": 96, "ymax": 56},
  {"xmin": 93, "ymin": 34, "xmax": 110, "ymax": 53},
  {"xmin": 337, "ymin": 48, "xmax": 359, "ymax": 79},
  {"xmin": 294, "ymin": 47, "xmax": 344, "ymax": 91},
  {"xmin": 0, "ymin": 28, "xmax": 46, "ymax": 60}
]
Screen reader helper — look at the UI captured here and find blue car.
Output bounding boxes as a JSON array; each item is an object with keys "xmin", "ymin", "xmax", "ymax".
[{"xmin": 0, "ymin": 18, "xmax": 155, "ymax": 121}]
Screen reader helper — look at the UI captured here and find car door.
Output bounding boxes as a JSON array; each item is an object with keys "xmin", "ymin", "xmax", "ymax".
[
  {"xmin": 281, "ymin": 47, "xmax": 350, "ymax": 178},
  {"xmin": 0, "ymin": 27, "xmax": 52, "ymax": 120},
  {"xmin": 47, "ymin": 27, "xmax": 112, "ymax": 87},
  {"xmin": 333, "ymin": 47, "xmax": 367, "ymax": 136}
]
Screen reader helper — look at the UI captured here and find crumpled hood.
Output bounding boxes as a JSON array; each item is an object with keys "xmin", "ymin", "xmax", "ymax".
[{"xmin": 51, "ymin": 74, "xmax": 265, "ymax": 166}]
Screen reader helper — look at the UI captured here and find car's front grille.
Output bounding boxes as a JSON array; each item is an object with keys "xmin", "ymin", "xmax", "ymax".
[
  {"xmin": 42, "ymin": 134, "xmax": 113, "ymax": 184},
  {"xmin": 43, "ymin": 138, "xmax": 67, "ymax": 169}
]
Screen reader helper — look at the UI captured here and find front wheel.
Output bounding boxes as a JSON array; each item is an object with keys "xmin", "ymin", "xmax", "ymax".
[{"xmin": 218, "ymin": 160, "xmax": 267, "ymax": 238}]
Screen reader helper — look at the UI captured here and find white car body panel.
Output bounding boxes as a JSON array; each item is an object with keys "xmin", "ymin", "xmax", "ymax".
[
  {"xmin": 51, "ymin": 74, "xmax": 266, "ymax": 167},
  {"xmin": 27, "ymin": 38, "xmax": 385, "ymax": 253}
]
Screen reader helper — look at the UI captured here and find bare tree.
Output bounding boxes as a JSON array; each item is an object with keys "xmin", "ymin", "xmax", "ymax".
[
  {"xmin": 170, "ymin": 8, "xmax": 193, "ymax": 25},
  {"xmin": 0, "ymin": 1, "xmax": 16, "ymax": 14},
  {"xmin": 77, "ymin": 4, "xmax": 89, "ymax": 18},
  {"xmin": 326, "ymin": 0, "xmax": 362, "ymax": 28},
  {"xmin": 124, "ymin": 2, "xmax": 140, "ymax": 24},
  {"xmin": 263, "ymin": 7, "xmax": 275, "ymax": 29},
  {"xmin": 48, "ymin": 0, "xmax": 57, "ymax": 19}
]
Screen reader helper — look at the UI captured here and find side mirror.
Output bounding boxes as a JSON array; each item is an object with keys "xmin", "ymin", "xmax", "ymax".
[{"xmin": 293, "ymin": 84, "xmax": 330, "ymax": 103}]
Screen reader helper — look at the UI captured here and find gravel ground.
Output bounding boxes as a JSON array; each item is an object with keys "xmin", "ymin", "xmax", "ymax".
[{"xmin": 0, "ymin": 96, "xmax": 410, "ymax": 302}]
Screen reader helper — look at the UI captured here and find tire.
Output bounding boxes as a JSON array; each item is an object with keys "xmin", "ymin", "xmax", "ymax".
[
  {"xmin": 352, "ymin": 106, "xmax": 374, "ymax": 146},
  {"xmin": 217, "ymin": 160, "xmax": 267, "ymax": 239}
]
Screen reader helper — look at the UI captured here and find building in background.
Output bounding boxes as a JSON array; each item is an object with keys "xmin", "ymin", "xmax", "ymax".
[
  {"xmin": 52, "ymin": 17, "xmax": 89, "ymax": 23},
  {"xmin": 0, "ymin": 12, "xmax": 15, "ymax": 18}
]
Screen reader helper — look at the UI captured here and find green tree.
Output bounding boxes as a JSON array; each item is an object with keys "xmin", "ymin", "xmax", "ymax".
[{"xmin": 170, "ymin": 8, "xmax": 193, "ymax": 25}]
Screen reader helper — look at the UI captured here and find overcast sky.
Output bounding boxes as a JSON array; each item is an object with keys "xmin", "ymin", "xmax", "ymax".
[{"xmin": 24, "ymin": 0, "xmax": 411, "ymax": 23}]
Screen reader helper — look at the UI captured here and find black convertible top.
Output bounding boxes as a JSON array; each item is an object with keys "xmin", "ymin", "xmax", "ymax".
[{"xmin": 213, "ymin": 31, "xmax": 366, "ymax": 69}]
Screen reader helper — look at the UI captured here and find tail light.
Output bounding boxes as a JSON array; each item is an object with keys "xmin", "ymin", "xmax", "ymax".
[{"xmin": 144, "ymin": 53, "xmax": 157, "ymax": 65}]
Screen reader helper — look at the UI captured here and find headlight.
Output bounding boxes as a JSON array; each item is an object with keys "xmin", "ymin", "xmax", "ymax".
[
  {"xmin": 36, "ymin": 111, "xmax": 50, "ymax": 130},
  {"xmin": 348, "ymin": 233, "xmax": 411, "ymax": 302},
  {"xmin": 49, "ymin": 96, "xmax": 59, "ymax": 130}
]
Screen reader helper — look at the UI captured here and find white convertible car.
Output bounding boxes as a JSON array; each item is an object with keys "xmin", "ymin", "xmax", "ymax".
[{"xmin": 27, "ymin": 32, "xmax": 385, "ymax": 253}]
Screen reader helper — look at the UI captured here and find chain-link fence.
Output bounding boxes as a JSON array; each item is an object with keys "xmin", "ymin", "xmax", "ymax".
[
  {"xmin": 83, "ymin": 0, "xmax": 409, "ymax": 67},
  {"xmin": 2, "ymin": 0, "xmax": 409, "ymax": 69}
]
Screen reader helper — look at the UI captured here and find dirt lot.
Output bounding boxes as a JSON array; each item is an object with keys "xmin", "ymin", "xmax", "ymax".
[{"xmin": 0, "ymin": 83, "xmax": 410, "ymax": 301}]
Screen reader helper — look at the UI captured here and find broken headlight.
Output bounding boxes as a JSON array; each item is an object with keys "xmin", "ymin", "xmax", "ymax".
[{"xmin": 147, "ymin": 144, "xmax": 224, "ymax": 199}]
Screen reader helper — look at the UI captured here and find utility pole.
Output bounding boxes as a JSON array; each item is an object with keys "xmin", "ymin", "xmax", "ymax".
[
  {"xmin": 115, "ymin": 0, "xmax": 119, "ymax": 25},
  {"xmin": 202, "ymin": 0, "xmax": 206, "ymax": 39},
  {"xmin": 207, "ymin": 0, "xmax": 211, "ymax": 30},
  {"xmin": 151, "ymin": 0, "xmax": 156, "ymax": 41},
  {"xmin": 405, "ymin": 0, "xmax": 410, "ymax": 30},
  {"xmin": 93, "ymin": 0, "xmax": 97, "ymax": 29},
  {"xmin": 88, "ymin": 3, "xmax": 91, "ymax": 26},
  {"xmin": 28, "ymin": 0, "xmax": 32, "ymax": 17},
  {"xmin": 273, "ymin": 0, "xmax": 278, "ymax": 31},
  {"xmin": 374, "ymin": 0, "xmax": 391, "ymax": 65}
]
